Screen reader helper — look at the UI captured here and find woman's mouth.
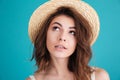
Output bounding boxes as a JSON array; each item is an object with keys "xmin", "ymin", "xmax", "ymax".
[{"xmin": 55, "ymin": 45, "xmax": 67, "ymax": 50}]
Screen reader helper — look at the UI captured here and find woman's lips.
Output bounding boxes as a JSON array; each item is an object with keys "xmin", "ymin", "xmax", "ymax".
[{"xmin": 55, "ymin": 45, "xmax": 67, "ymax": 50}]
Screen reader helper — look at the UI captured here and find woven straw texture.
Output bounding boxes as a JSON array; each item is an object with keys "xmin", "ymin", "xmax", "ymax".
[{"xmin": 28, "ymin": 0, "xmax": 100, "ymax": 45}]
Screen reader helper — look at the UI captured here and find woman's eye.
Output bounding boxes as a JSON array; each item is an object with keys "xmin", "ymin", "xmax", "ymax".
[
  {"xmin": 69, "ymin": 31, "xmax": 76, "ymax": 35},
  {"xmin": 53, "ymin": 26, "xmax": 60, "ymax": 31}
]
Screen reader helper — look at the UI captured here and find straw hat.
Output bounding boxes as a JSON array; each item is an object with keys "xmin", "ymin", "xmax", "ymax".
[{"xmin": 28, "ymin": 0, "xmax": 100, "ymax": 45}]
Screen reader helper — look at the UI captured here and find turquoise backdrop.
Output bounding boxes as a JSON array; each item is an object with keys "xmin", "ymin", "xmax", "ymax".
[{"xmin": 0, "ymin": 0, "xmax": 120, "ymax": 80}]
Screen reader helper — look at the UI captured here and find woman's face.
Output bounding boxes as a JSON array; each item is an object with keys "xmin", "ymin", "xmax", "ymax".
[{"xmin": 46, "ymin": 15, "xmax": 77, "ymax": 59}]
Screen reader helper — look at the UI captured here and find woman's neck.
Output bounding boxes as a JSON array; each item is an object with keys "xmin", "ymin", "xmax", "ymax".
[
  {"xmin": 48, "ymin": 57, "xmax": 71, "ymax": 76},
  {"xmin": 36, "ymin": 57, "xmax": 75, "ymax": 80}
]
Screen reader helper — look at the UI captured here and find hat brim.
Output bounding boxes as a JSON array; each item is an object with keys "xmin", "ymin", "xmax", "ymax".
[{"xmin": 28, "ymin": 0, "xmax": 100, "ymax": 45}]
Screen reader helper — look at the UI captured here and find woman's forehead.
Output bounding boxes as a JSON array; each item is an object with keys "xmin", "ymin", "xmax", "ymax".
[{"xmin": 50, "ymin": 14, "xmax": 75, "ymax": 28}]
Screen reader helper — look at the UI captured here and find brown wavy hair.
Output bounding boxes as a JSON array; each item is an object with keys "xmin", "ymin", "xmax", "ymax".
[{"xmin": 31, "ymin": 6, "xmax": 94, "ymax": 80}]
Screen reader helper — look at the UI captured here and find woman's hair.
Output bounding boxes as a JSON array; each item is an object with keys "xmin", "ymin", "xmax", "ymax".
[{"xmin": 32, "ymin": 6, "xmax": 94, "ymax": 80}]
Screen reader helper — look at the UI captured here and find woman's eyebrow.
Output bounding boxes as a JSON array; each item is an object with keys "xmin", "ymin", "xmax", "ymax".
[
  {"xmin": 52, "ymin": 22, "xmax": 62, "ymax": 27},
  {"xmin": 69, "ymin": 27, "xmax": 76, "ymax": 29},
  {"xmin": 52, "ymin": 22, "xmax": 76, "ymax": 29}
]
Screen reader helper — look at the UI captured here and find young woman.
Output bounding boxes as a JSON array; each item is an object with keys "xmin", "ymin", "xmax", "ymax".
[{"xmin": 27, "ymin": 0, "xmax": 110, "ymax": 80}]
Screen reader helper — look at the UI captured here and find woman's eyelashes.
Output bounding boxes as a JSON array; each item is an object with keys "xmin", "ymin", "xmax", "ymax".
[
  {"xmin": 69, "ymin": 30, "xmax": 76, "ymax": 36},
  {"xmin": 52, "ymin": 26, "xmax": 60, "ymax": 31},
  {"xmin": 52, "ymin": 26, "xmax": 76, "ymax": 36}
]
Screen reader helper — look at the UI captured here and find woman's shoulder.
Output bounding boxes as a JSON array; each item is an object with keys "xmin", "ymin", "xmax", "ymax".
[
  {"xmin": 26, "ymin": 75, "xmax": 36, "ymax": 80},
  {"xmin": 94, "ymin": 67, "xmax": 110, "ymax": 80},
  {"xmin": 26, "ymin": 71, "xmax": 45, "ymax": 80},
  {"xmin": 26, "ymin": 77, "xmax": 31, "ymax": 80}
]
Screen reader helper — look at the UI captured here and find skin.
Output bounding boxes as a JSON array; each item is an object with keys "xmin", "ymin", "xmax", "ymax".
[
  {"xmin": 27, "ymin": 15, "xmax": 110, "ymax": 80},
  {"xmin": 46, "ymin": 15, "xmax": 77, "ymax": 59}
]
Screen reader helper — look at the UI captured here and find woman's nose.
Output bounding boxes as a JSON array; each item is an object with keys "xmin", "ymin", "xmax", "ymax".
[
  {"xmin": 59, "ymin": 38, "xmax": 66, "ymax": 41},
  {"xmin": 59, "ymin": 32, "xmax": 66, "ymax": 42}
]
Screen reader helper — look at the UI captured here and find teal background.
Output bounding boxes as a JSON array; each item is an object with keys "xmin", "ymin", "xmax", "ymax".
[{"xmin": 0, "ymin": 0, "xmax": 120, "ymax": 80}]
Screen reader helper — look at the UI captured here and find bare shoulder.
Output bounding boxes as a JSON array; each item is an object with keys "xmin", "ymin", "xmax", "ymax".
[
  {"xmin": 25, "ymin": 70, "xmax": 46, "ymax": 80},
  {"xmin": 95, "ymin": 67, "xmax": 110, "ymax": 80},
  {"xmin": 26, "ymin": 77, "xmax": 31, "ymax": 80}
]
